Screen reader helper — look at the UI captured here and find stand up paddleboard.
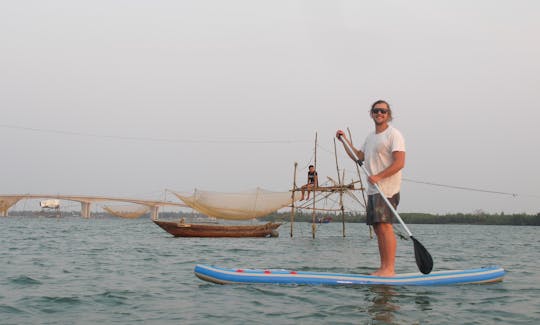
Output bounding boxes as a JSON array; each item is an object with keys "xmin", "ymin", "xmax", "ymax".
[{"xmin": 194, "ymin": 264, "xmax": 505, "ymax": 286}]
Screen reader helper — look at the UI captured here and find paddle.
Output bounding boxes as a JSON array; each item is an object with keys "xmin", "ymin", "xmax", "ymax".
[{"xmin": 338, "ymin": 135, "xmax": 433, "ymax": 274}]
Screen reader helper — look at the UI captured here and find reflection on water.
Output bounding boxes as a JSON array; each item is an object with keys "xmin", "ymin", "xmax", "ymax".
[
  {"xmin": 414, "ymin": 293, "xmax": 432, "ymax": 312},
  {"xmin": 367, "ymin": 286, "xmax": 399, "ymax": 324}
]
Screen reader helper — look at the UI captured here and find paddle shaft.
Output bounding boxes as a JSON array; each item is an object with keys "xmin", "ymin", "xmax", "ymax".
[{"xmin": 358, "ymin": 163, "xmax": 412, "ymax": 237}]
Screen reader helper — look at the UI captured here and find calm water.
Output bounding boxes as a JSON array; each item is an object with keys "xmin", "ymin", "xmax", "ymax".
[{"xmin": 1, "ymin": 217, "xmax": 539, "ymax": 324}]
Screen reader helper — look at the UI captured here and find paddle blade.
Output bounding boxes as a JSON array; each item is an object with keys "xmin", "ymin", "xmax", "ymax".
[{"xmin": 411, "ymin": 236, "xmax": 433, "ymax": 274}]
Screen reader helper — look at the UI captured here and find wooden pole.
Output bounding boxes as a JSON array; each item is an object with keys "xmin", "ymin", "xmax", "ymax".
[
  {"xmin": 340, "ymin": 170, "xmax": 346, "ymax": 237},
  {"xmin": 347, "ymin": 127, "xmax": 372, "ymax": 238},
  {"xmin": 333, "ymin": 138, "xmax": 346, "ymax": 237},
  {"xmin": 290, "ymin": 162, "xmax": 298, "ymax": 237},
  {"xmin": 150, "ymin": 206, "xmax": 160, "ymax": 221},
  {"xmin": 312, "ymin": 132, "xmax": 318, "ymax": 239}
]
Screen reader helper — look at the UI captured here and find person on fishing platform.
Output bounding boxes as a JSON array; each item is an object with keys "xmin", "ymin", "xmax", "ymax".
[
  {"xmin": 300, "ymin": 165, "xmax": 318, "ymax": 201},
  {"xmin": 336, "ymin": 99, "xmax": 405, "ymax": 277}
]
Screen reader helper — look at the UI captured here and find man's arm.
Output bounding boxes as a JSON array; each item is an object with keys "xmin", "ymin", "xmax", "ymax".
[
  {"xmin": 336, "ymin": 130, "xmax": 365, "ymax": 162},
  {"xmin": 369, "ymin": 151, "xmax": 405, "ymax": 184}
]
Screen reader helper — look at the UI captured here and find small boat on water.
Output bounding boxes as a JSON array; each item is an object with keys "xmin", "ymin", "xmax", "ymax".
[
  {"xmin": 152, "ymin": 188, "xmax": 294, "ymax": 238},
  {"xmin": 153, "ymin": 220, "xmax": 281, "ymax": 238},
  {"xmin": 316, "ymin": 216, "xmax": 333, "ymax": 224}
]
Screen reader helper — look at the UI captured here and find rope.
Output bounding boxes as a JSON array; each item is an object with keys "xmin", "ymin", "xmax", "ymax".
[
  {"xmin": 319, "ymin": 139, "xmax": 536, "ymax": 199},
  {"xmin": 402, "ymin": 178, "xmax": 540, "ymax": 198},
  {"xmin": 0, "ymin": 124, "xmax": 308, "ymax": 144}
]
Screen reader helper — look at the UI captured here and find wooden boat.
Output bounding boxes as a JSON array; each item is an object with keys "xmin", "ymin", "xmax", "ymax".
[{"xmin": 153, "ymin": 220, "xmax": 281, "ymax": 238}]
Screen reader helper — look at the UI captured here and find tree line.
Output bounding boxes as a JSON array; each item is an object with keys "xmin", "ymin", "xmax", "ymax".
[
  {"xmin": 6, "ymin": 210, "xmax": 540, "ymax": 225},
  {"xmin": 260, "ymin": 211, "xmax": 540, "ymax": 226}
]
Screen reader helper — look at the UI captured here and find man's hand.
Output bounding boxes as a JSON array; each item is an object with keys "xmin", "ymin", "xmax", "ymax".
[
  {"xmin": 368, "ymin": 175, "xmax": 382, "ymax": 185},
  {"xmin": 336, "ymin": 130, "xmax": 345, "ymax": 140}
]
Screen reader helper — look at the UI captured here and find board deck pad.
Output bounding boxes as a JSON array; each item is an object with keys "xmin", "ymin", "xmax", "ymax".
[{"xmin": 194, "ymin": 264, "xmax": 505, "ymax": 286}]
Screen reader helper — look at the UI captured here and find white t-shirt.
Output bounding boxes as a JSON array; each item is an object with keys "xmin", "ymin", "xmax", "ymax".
[{"xmin": 361, "ymin": 126, "xmax": 405, "ymax": 196}]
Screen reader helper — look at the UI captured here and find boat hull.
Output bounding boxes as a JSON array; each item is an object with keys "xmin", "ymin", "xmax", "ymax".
[
  {"xmin": 153, "ymin": 220, "xmax": 280, "ymax": 238},
  {"xmin": 194, "ymin": 264, "xmax": 505, "ymax": 286}
]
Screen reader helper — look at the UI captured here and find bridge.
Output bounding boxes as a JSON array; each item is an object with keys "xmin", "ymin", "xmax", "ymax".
[{"xmin": 0, "ymin": 194, "xmax": 187, "ymax": 220}]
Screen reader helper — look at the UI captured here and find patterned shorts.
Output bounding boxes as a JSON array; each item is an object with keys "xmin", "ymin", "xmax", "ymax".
[{"xmin": 366, "ymin": 192, "xmax": 400, "ymax": 225}]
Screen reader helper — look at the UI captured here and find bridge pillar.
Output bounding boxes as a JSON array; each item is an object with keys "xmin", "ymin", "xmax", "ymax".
[
  {"xmin": 150, "ymin": 206, "xmax": 159, "ymax": 220},
  {"xmin": 81, "ymin": 202, "xmax": 91, "ymax": 218},
  {"xmin": 1, "ymin": 197, "xmax": 21, "ymax": 217}
]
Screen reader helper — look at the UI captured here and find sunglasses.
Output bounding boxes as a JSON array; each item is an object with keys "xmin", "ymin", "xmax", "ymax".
[{"xmin": 371, "ymin": 108, "xmax": 389, "ymax": 114}]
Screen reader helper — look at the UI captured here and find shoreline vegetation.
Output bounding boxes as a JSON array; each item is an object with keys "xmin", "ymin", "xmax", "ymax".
[
  {"xmin": 4, "ymin": 210, "xmax": 540, "ymax": 226},
  {"xmin": 260, "ymin": 212, "xmax": 540, "ymax": 226}
]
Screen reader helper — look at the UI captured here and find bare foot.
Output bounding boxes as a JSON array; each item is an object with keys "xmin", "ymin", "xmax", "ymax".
[{"xmin": 371, "ymin": 269, "xmax": 395, "ymax": 277}]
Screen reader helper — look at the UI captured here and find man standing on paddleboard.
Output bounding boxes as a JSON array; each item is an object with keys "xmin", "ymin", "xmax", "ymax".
[{"xmin": 336, "ymin": 100, "xmax": 405, "ymax": 277}]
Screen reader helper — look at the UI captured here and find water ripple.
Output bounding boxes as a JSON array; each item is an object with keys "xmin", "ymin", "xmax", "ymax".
[
  {"xmin": 9, "ymin": 275, "xmax": 42, "ymax": 286},
  {"xmin": 0, "ymin": 218, "xmax": 538, "ymax": 324}
]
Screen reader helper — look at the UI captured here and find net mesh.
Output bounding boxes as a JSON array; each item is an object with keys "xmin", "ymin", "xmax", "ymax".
[
  {"xmin": 171, "ymin": 188, "xmax": 297, "ymax": 220},
  {"xmin": 103, "ymin": 204, "xmax": 149, "ymax": 219}
]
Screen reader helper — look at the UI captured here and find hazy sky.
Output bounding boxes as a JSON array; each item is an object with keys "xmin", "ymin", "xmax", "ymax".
[{"xmin": 2, "ymin": 1, "xmax": 539, "ymax": 214}]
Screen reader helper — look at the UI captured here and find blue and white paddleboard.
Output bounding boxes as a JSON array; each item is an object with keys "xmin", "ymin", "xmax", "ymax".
[{"xmin": 194, "ymin": 264, "xmax": 505, "ymax": 286}]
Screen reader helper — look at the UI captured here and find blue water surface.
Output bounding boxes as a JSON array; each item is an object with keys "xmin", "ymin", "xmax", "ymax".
[{"xmin": 0, "ymin": 217, "xmax": 538, "ymax": 324}]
